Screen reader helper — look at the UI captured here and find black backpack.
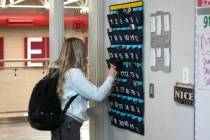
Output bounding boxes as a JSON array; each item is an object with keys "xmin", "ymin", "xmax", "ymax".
[{"xmin": 28, "ymin": 68, "xmax": 78, "ymax": 131}]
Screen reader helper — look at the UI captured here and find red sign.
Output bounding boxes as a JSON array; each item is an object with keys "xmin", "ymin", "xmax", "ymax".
[
  {"xmin": 197, "ymin": 0, "xmax": 210, "ymax": 7},
  {"xmin": 0, "ymin": 38, "xmax": 3, "ymax": 67},
  {"xmin": 24, "ymin": 37, "xmax": 49, "ymax": 66}
]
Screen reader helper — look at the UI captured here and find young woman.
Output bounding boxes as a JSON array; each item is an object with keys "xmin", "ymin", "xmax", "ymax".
[{"xmin": 51, "ymin": 37, "xmax": 117, "ymax": 140}]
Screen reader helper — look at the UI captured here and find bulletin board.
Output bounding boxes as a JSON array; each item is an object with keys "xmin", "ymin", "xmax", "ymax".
[
  {"xmin": 106, "ymin": 1, "xmax": 144, "ymax": 135},
  {"xmin": 196, "ymin": 14, "xmax": 210, "ymax": 90}
]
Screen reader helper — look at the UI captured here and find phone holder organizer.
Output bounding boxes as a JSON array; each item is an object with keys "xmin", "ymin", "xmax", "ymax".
[{"xmin": 106, "ymin": 1, "xmax": 144, "ymax": 135}]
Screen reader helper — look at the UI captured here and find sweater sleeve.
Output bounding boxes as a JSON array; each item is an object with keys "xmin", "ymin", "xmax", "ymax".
[{"xmin": 69, "ymin": 69, "xmax": 114, "ymax": 101}]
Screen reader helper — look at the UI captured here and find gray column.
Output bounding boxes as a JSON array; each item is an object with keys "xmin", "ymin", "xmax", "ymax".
[
  {"xmin": 89, "ymin": 0, "xmax": 105, "ymax": 140},
  {"xmin": 49, "ymin": 0, "xmax": 64, "ymax": 62}
]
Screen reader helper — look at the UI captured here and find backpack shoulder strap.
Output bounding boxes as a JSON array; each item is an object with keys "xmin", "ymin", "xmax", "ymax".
[{"xmin": 63, "ymin": 94, "xmax": 78, "ymax": 113}]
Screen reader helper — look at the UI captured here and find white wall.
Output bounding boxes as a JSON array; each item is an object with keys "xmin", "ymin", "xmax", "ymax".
[
  {"xmin": 195, "ymin": 8, "xmax": 210, "ymax": 140},
  {"xmin": 93, "ymin": 0, "xmax": 195, "ymax": 140}
]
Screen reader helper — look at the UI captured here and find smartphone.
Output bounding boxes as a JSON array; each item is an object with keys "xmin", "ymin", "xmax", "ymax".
[{"xmin": 106, "ymin": 59, "xmax": 122, "ymax": 71}]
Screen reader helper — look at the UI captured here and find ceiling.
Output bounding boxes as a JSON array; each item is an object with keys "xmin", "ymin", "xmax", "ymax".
[{"xmin": 0, "ymin": 0, "xmax": 89, "ymax": 10}]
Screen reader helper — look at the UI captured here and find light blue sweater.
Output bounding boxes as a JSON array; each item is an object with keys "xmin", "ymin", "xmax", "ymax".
[{"xmin": 61, "ymin": 68, "xmax": 114, "ymax": 123}]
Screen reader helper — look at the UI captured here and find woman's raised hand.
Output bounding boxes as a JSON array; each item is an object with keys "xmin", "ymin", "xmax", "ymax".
[{"xmin": 108, "ymin": 64, "xmax": 117, "ymax": 78}]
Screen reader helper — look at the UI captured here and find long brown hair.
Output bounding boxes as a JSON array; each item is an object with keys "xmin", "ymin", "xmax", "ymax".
[{"xmin": 54, "ymin": 37, "xmax": 87, "ymax": 99}]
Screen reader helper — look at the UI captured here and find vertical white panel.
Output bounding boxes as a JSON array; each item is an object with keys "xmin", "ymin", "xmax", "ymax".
[
  {"xmin": 195, "ymin": 4, "xmax": 210, "ymax": 140},
  {"xmin": 89, "ymin": 0, "xmax": 105, "ymax": 140}
]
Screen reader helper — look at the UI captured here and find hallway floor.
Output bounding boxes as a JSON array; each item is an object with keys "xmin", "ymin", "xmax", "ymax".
[
  {"xmin": 0, "ymin": 122, "xmax": 50, "ymax": 140},
  {"xmin": 0, "ymin": 118, "xmax": 89, "ymax": 140}
]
